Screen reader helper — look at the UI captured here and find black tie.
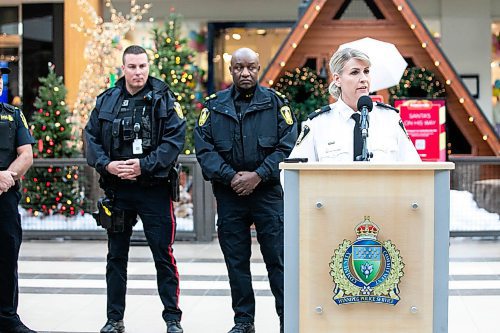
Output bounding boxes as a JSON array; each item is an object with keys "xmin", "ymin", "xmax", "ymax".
[{"xmin": 351, "ymin": 113, "xmax": 362, "ymax": 161}]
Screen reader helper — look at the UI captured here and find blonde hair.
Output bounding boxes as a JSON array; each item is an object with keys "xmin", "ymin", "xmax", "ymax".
[{"xmin": 328, "ymin": 48, "xmax": 371, "ymax": 99}]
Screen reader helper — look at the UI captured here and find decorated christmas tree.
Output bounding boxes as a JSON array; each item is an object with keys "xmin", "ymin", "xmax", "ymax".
[
  {"xmin": 149, "ymin": 11, "xmax": 204, "ymax": 154},
  {"xmin": 274, "ymin": 67, "xmax": 329, "ymax": 127},
  {"xmin": 21, "ymin": 64, "xmax": 86, "ymax": 217},
  {"xmin": 389, "ymin": 67, "xmax": 446, "ymax": 104}
]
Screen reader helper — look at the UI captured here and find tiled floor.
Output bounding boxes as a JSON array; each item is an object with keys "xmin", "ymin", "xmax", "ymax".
[{"xmin": 13, "ymin": 237, "xmax": 500, "ymax": 333}]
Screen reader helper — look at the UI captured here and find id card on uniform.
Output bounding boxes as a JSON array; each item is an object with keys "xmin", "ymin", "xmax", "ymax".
[{"xmin": 133, "ymin": 139, "xmax": 143, "ymax": 154}]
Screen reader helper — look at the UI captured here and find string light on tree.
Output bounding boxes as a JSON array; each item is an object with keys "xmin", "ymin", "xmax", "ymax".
[
  {"xmin": 149, "ymin": 9, "xmax": 204, "ymax": 153},
  {"xmin": 274, "ymin": 67, "xmax": 329, "ymax": 126},
  {"xmin": 389, "ymin": 67, "xmax": 446, "ymax": 105}
]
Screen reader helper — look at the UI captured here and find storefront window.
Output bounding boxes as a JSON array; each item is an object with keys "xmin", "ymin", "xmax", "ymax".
[{"xmin": 208, "ymin": 22, "xmax": 292, "ymax": 92}]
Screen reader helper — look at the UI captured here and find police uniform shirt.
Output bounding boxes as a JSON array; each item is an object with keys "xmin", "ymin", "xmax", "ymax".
[
  {"xmin": 0, "ymin": 103, "xmax": 34, "ymax": 169},
  {"xmin": 289, "ymin": 98, "xmax": 421, "ymax": 163}
]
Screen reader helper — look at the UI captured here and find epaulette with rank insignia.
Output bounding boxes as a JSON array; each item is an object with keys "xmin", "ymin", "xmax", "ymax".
[
  {"xmin": 204, "ymin": 93, "xmax": 217, "ymax": 101},
  {"xmin": 376, "ymin": 101, "xmax": 399, "ymax": 113},
  {"xmin": 269, "ymin": 89, "xmax": 289, "ymax": 103},
  {"xmin": 1, "ymin": 103, "xmax": 16, "ymax": 114},
  {"xmin": 308, "ymin": 105, "xmax": 331, "ymax": 120}
]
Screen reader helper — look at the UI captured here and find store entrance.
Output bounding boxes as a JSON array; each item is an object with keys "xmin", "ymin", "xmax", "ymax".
[{"xmin": 207, "ymin": 22, "xmax": 293, "ymax": 93}]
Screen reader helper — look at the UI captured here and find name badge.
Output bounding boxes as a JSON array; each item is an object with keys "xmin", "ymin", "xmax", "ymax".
[
  {"xmin": 133, "ymin": 139, "xmax": 143, "ymax": 154},
  {"xmin": 122, "ymin": 100, "xmax": 129, "ymax": 107}
]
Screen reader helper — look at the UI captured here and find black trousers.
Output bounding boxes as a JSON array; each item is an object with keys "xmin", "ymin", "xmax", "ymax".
[
  {"xmin": 214, "ymin": 183, "xmax": 284, "ymax": 323},
  {"xmin": 106, "ymin": 183, "xmax": 182, "ymax": 322},
  {"xmin": 0, "ymin": 189, "xmax": 22, "ymax": 330}
]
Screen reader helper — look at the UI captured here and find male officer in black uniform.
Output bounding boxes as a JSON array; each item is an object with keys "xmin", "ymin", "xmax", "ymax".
[
  {"xmin": 195, "ymin": 48, "xmax": 297, "ymax": 333},
  {"xmin": 0, "ymin": 66, "xmax": 36, "ymax": 333},
  {"xmin": 85, "ymin": 45, "xmax": 185, "ymax": 333}
]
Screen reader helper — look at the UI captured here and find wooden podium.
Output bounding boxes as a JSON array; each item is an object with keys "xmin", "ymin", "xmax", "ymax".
[{"xmin": 281, "ymin": 162, "xmax": 454, "ymax": 333}]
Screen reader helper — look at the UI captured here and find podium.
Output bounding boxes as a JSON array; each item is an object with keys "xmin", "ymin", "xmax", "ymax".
[{"xmin": 281, "ymin": 162, "xmax": 454, "ymax": 333}]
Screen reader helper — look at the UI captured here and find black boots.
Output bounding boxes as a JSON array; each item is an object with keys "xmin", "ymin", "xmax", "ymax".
[
  {"xmin": 166, "ymin": 320, "xmax": 183, "ymax": 333},
  {"xmin": 100, "ymin": 319, "xmax": 124, "ymax": 333},
  {"xmin": 227, "ymin": 322, "xmax": 255, "ymax": 333}
]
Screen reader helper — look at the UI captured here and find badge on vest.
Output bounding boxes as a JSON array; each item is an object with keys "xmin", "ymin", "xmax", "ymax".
[
  {"xmin": 133, "ymin": 138, "xmax": 143, "ymax": 155},
  {"xmin": 280, "ymin": 106, "xmax": 294, "ymax": 125},
  {"xmin": 122, "ymin": 100, "xmax": 129, "ymax": 107}
]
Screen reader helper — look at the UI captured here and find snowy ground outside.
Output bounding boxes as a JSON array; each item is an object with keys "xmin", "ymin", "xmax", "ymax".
[
  {"xmin": 19, "ymin": 190, "xmax": 498, "ymax": 233},
  {"xmin": 20, "ymin": 208, "xmax": 195, "ymax": 232}
]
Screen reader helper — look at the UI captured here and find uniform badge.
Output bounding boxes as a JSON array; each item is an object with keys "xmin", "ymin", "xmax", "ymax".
[
  {"xmin": 122, "ymin": 100, "xmax": 129, "ymax": 107},
  {"xmin": 295, "ymin": 125, "xmax": 310, "ymax": 146},
  {"xmin": 329, "ymin": 216, "xmax": 404, "ymax": 305},
  {"xmin": 174, "ymin": 102, "xmax": 184, "ymax": 119},
  {"xmin": 198, "ymin": 108, "xmax": 210, "ymax": 126},
  {"xmin": 19, "ymin": 112, "xmax": 29, "ymax": 129},
  {"xmin": 280, "ymin": 106, "xmax": 294, "ymax": 125}
]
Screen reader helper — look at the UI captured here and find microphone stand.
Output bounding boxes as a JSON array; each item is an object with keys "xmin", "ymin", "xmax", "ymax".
[{"xmin": 356, "ymin": 106, "xmax": 373, "ymax": 161}]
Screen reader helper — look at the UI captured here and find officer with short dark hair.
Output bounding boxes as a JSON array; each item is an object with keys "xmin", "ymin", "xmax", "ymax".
[
  {"xmin": 85, "ymin": 45, "xmax": 186, "ymax": 333},
  {"xmin": 195, "ymin": 48, "xmax": 297, "ymax": 333},
  {"xmin": 0, "ymin": 66, "xmax": 36, "ymax": 333}
]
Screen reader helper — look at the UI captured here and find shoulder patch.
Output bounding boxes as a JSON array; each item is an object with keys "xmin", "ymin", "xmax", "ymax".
[
  {"xmin": 280, "ymin": 105, "xmax": 294, "ymax": 125},
  {"xmin": 173, "ymin": 102, "xmax": 184, "ymax": 119},
  {"xmin": 19, "ymin": 111, "xmax": 29, "ymax": 129},
  {"xmin": 376, "ymin": 102, "xmax": 399, "ymax": 113},
  {"xmin": 308, "ymin": 105, "xmax": 332, "ymax": 120},
  {"xmin": 198, "ymin": 107, "xmax": 210, "ymax": 126}
]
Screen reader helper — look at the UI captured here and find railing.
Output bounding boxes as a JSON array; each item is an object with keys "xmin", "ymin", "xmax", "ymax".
[
  {"xmin": 21, "ymin": 155, "xmax": 216, "ymax": 242},
  {"xmin": 449, "ymin": 156, "xmax": 500, "ymax": 237}
]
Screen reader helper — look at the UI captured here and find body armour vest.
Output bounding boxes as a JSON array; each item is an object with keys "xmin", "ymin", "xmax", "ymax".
[
  {"xmin": 0, "ymin": 103, "xmax": 17, "ymax": 170},
  {"xmin": 111, "ymin": 88, "xmax": 153, "ymax": 160}
]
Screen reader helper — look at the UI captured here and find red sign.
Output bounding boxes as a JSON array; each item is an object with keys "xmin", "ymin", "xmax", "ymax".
[{"xmin": 394, "ymin": 99, "xmax": 446, "ymax": 161}]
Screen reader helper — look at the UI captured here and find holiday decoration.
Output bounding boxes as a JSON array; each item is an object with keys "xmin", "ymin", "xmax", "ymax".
[
  {"xmin": 150, "ymin": 11, "xmax": 205, "ymax": 153},
  {"xmin": 72, "ymin": 0, "xmax": 151, "ymax": 139},
  {"xmin": 274, "ymin": 67, "xmax": 329, "ymax": 125},
  {"xmin": 21, "ymin": 64, "xmax": 86, "ymax": 217},
  {"xmin": 389, "ymin": 67, "xmax": 446, "ymax": 105}
]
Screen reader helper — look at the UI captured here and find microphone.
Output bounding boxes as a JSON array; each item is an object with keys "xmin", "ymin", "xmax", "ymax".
[{"xmin": 356, "ymin": 96, "xmax": 373, "ymax": 138}]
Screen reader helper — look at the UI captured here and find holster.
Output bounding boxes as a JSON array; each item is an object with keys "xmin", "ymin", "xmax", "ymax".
[{"xmin": 92, "ymin": 196, "xmax": 128, "ymax": 233}]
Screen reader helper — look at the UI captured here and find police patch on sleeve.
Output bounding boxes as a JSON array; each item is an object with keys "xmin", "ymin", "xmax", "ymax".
[
  {"xmin": 174, "ymin": 102, "xmax": 184, "ymax": 119},
  {"xmin": 280, "ymin": 106, "xmax": 294, "ymax": 125},
  {"xmin": 19, "ymin": 111, "xmax": 29, "ymax": 129},
  {"xmin": 198, "ymin": 108, "xmax": 210, "ymax": 126}
]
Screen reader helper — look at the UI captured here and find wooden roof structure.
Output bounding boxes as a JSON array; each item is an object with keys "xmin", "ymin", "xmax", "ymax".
[{"xmin": 261, "ymin": 0, "xmax": 499, "ymax": 156}]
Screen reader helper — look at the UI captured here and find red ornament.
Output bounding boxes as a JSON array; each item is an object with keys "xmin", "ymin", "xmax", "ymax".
[
  {"xmin": 45, "ymin": 112, "xmax": 49, "ymax": 117},
  {"xmin": 60, "ymin": 127, "xmax": 65, "ymax": 132},
  {"xmin": 38, "ymin": 109, "xmax": 43, "ymax": 113},
  {"xmin": 55, "ymin": 197, "xmax": 60, "ymax": 202},
  {"xmin": 45, "ymin": 182, "xmax": 51, "ymax": 187},
  {"xmin": 55, "ymin": 110, "xmax": 61, "ymax": 116},
  {"xmin": 47, "ymin": 101, "xmax": 52, "ymax": 106},
  {"xmin": 48, "ymin": 168, "xmax": 53, "ymax": 173},
  {"xmin": 38, "ymin": 139, "xmax": 43, "ymax": 152},
  {"xmin": 42, "ymin": 125, "xmax": 46, "ymax": 131}
]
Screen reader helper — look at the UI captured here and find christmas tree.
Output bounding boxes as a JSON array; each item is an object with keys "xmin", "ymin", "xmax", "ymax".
[
  {"xmin": 274, "ymin": 67, "xmax": 329, "ymax": 127},
  {"xmin": 389, "ymin": 67, "xmax": 446, "ymax": 105},
  {"xmin": 21, "ymin": 64, "xmax": 86, "ymax": 217},
  {"xmin": 149, "ymin": 11, "xmax": 204, "ymax": 154}
]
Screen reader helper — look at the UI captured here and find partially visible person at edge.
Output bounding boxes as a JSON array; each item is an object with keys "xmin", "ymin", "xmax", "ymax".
[
  {"xmin": 0, "ymin": 66, "xmax": 36, "ymax": 333},
  {"xmin": 84, "ymin": 45, "xmax": 185, "ymax": 333},
  {"xmin": 289, "ymin": 47, "xmax": 421, "ymax": 162},
  {"xmin": 194, "ymin": 47, "xmax": 297, "ymax": 333}
]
